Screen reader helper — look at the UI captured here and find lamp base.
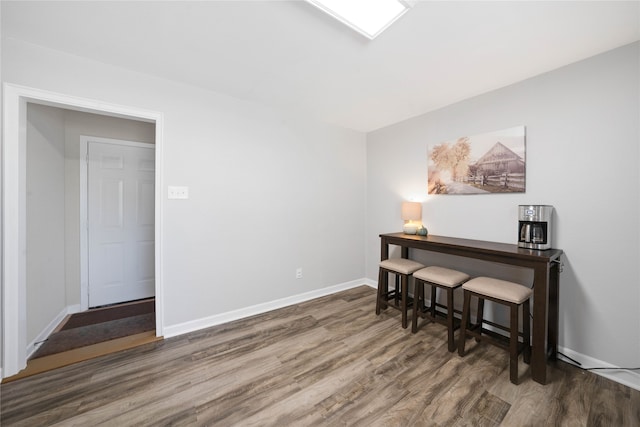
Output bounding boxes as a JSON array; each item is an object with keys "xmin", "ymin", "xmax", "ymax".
[{"xmin": 403, "ymin": 223, "xmax": 419, "ymax": 234}]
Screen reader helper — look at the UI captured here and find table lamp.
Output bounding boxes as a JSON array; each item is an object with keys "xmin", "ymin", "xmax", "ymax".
[{"xmin": 402, "ymin": 201, "xmax": 422, "ymax": 234}]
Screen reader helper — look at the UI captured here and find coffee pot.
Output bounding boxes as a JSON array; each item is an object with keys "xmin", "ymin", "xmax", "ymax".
[{"xmin": 518, "ymin": 205, "xmax": 553, "ymax": 250}]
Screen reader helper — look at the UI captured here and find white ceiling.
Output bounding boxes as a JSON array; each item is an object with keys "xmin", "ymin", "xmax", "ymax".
[{"xmin": 2, "ymin": 1, "xmax": 639, "ymax": 132}]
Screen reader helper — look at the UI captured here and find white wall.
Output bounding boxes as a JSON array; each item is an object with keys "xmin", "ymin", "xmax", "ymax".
[
  {"xmin": 366, "ymin": 42, "xmax": 640, "ymax": 372},
  {"xmin": 2, "ymin": 38, "xmax": 366, "ymax": 337},
  {"xmin": 26, "ymin": 104, "xmax": 67, "ymax": 344},
  {"xmin": 0, "ymin": 3, "xmax": 4, "ymax": 374}
]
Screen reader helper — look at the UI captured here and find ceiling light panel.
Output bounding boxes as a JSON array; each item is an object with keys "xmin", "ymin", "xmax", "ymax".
[{"xmin": 306, "ymin": 0, "xmax": 410, "ymax": 39}]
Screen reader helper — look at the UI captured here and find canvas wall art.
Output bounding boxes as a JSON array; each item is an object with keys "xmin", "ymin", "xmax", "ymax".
[{"xmin": 428, "ymin": 126, "xmax": 526, "ymax": 195}]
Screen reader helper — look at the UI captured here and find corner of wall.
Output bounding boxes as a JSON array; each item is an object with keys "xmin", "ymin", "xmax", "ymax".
[
  {"xmin": 558, "ymin": 346, "xmax": 640, "ymax": 391},
  {"xmin": 26, "ymin": 304, "xmax": 80, "ymax": 359}
]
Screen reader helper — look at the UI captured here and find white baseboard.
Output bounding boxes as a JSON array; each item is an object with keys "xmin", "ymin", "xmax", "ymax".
[
  {"xmin": 362, "ymin": 278, "xmax": 377, "ymax": 288},
  {"xmin": 26, "ymin": 304, "xmax": 82, "ymax": 358},
  {"xmin": 558, "ymin": 346, "xmax": 640, "ymax": 391},
  {"xmin": 67, "ymin": 304, "xmax": 82, "ymax": 315},
  {"xmin": 163, "ymin": 279, "xmax": 371, "ymax": 338}
]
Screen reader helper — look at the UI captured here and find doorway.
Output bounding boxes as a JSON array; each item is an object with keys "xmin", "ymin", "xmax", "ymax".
[
  {"xmin": 81, "ymin": 137, "xmax": 156, "ymax": 309},
  {"xmin": 2, "ymin": 84, "xmax": 165, "ymax": 379}
]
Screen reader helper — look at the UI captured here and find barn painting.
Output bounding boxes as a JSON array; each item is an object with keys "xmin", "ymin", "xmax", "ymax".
[{"xmin": 428, "ymin": 126, "xmax": 526, "ymax": 195}]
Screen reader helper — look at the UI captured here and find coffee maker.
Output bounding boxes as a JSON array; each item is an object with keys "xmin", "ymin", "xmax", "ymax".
[{"xmin": 518, "ymin": 205, "xmax": 553, "ymax": 250}]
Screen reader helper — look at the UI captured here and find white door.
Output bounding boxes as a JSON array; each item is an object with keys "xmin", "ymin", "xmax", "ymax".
[{"xmin": 88, "ymin": 140, "xmax": 155, "ymax": 307}]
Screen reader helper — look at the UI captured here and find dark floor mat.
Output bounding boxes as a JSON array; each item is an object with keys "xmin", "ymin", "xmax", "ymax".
[
  {"xmin": 31, "ymin": 312, "xmax": 155, "ymax": 359},
  {"xmin": 61, "ymin": 299, "xmax": 155, "ymax": 330}
]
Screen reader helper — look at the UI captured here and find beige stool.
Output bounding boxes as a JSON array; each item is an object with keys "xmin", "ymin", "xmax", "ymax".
[
  {"xmin": 376, "ymin": 258, "xmax": 425, "ymax": 328},
  {"xmin": 457, "ymin": 277, "xmax": 532, "ymax": 385},
  {"xmin": 411, "ymin": 266, "xmax": 470, "ymax": 352}
]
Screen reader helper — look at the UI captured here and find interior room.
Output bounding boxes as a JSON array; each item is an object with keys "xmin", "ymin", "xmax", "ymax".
[{"xmin": 1, "ymin": 1, "xmax": 639, "ymax": 424}]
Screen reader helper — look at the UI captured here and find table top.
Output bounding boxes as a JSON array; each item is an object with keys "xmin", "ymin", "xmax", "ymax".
[{"xmin": 380, "ymin": 232, "xmax": 563, "ymax": 263}]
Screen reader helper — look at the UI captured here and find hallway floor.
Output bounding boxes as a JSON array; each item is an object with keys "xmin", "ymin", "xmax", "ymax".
[{"xmin": 4, "ymin": 299, "xmax": 160, "ymax": 382}]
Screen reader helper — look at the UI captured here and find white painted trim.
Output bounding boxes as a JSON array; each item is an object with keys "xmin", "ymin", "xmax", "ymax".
[
  {"xmin": 163, "ymin": 279, "xmax": 370, "ymax": 338},
  {"xmin": 558, "ymin": 346, "xmax": 640, "ymax": 391},
  {"xmin": 2, "ymin": 84, "xmax": 28, "ymax": 377},
  {"xmin": 80, "ymin": 139, "xmax": 88, "ymax": 310},
  {"xmin": 83, "ymin": 136, "xmax": 156, "ymax": 150},
  {"xmin": 362, "ymin": 278, "xmax": 377, "ymax": 289},
  {"xmin": 79, "ymin": 136, "xmax": 156, "ymax": 311},
  {"xmin": 26, "ymin": 304, "xmax": 81, "ymax": 358},
  {"xmin": 2, "ymin": 83, "xmax": 165, "ymax": 378}
]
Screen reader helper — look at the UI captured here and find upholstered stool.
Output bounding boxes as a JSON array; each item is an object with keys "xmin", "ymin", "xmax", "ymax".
[
  {"xmin": 457, "ymin": 277, "xmax": 532, "ymax": 384},
  {"xmin": 376, "ymin": 258, "xmax": 425, "ymax": 328},
  {"xmin": 411, "ymin": 266, "xmax": 470, "ymax": 352}
]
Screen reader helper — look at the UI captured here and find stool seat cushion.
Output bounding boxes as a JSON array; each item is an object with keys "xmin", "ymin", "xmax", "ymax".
[
  {"xmin": 462, "ymin": 277, "xmax": 532, "ymax": 304},
  {"xmin": 414, "ymin": 266, "xmax": 470, "ymax": 288},
  {"xmin": 379, "ymin": 258, "xmax": 425, "ymax": 275}
]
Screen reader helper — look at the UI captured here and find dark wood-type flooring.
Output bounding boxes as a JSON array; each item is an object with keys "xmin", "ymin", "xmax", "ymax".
[{"xmin": 2, "ymin": 286, "xmax": 639, "ymax": 426}]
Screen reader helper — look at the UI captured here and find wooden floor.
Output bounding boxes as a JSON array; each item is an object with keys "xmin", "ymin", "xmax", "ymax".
[
  {"xmin": 2, "ymin": 286, "xmax": 639, "ymax": 426},
  {"xmin": 3, "ymin": 331, "xmax": 161, "ymax": 382}
]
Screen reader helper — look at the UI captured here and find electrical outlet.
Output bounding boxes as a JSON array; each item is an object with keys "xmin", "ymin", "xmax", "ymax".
[{"xmin": 296, "ymin": 268, "xmax": 303, "ymax": 279}]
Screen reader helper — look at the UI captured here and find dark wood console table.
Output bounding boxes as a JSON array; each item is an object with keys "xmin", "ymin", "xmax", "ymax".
[{"xmin": 380, "ymin": 232, "xmax": 563, "ymax": 385}]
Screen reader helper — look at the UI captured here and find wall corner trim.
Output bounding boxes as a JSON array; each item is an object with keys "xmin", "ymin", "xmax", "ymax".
[{"xmin": 26, "ymin": 304, "xmax": 82, "ymax": 359}]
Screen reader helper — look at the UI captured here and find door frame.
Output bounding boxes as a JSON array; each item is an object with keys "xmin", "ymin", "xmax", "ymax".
[
  {"xmin": 2, "ymin": 83, "xmax": 165, "ymax": 378},
  {"xmin": 80, "ymin": 136, "xmax": 156, "ymax": 310}
]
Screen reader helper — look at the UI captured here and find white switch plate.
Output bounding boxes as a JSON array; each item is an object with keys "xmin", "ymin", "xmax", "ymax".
[{"xmin": 168, "ymin": 186, "xmax": 189, "ymax": 199}]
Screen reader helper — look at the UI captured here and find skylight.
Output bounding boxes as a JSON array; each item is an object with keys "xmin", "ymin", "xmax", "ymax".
[{"xmin": 305, "ymin": 0, "xmax": 410, "ymax": 40}]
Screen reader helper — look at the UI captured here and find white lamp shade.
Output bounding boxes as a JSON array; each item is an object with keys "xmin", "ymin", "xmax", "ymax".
[{"xmin": 401, "ymin": 202, "xmax": 422, "ymax": 221}]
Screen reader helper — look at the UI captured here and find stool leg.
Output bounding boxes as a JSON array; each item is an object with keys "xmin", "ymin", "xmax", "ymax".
[
  {"xmin": 412, "ymin": 279, "xmax": 423, "ymax": 333},
  {"xmin": 523, "ymin": 299, "xmax": 531, "ymax": 364},
  {"xmin": 394, "ymin": 274, "xmax": 400, "ymax": 306},
  {"xmin": 376, "ymin": 268, "xmax": 385, "ymax": 314},
  {"xmin": 446, "ymin": 287, "xmax": 455, "ymax": 352},
  {"xmin": 430, "ymin": 285, "xmax": 437, "ymax": 319},
  {"xmin": 458, "ymin": 290, "xmax": 471, "ymax": 356},
  {"xmin": 401, "ymin": 274, "xmax": 409, "ymax": 329},
  {"xmin": 510, "ymin": 303, "xmax": 519, "ymax": 384},
  {"xmin": 474, "ymin": 297, "xmax": 484, "ymax": 342}
]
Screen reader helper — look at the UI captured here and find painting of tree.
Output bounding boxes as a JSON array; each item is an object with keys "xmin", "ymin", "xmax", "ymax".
[{"xmin": 428, "ymin": 126, "xmax": 526, "ymax": 195}]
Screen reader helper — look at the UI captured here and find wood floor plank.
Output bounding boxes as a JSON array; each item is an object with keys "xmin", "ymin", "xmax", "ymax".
[
  {"xmin": 493, "ymin": 362, "xmax": 566, "ymax": 425},
  {"xmin": 2, "ymin": 331, "xmax": 161, "ymax": 383},
  {"xmin": 587, "ymin": 373, "xmax": 637, "ymax": 426},
  {"xmin": 2, "ymin": 286, "xmax": 639, "ymax": 427},
  {"xmin": 236, "ymin": 357, "xmax": 375, "ymax": 426}
]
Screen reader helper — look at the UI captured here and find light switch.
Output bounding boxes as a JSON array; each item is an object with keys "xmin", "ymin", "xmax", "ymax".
[{"xmin": 168, "ymin": 186, "xmax": 189, "ymax": 199}]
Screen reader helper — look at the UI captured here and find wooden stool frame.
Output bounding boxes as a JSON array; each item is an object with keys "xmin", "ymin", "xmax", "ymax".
[
  {"xmin": 376, "ymin": 266, "xmax": 414, "ymax": 329},
  {"xmin": 458, "ymin": 289, "xmax": 531, "ymax": 384},
  {"xmin": 412, "ymin": 278, "xmax": 463, "ymax": 352}
]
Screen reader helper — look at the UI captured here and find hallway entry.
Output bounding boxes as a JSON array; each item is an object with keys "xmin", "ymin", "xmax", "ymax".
[{"xmin": 2, "ymin": 84, "xmax": 164, "ymax": 379}]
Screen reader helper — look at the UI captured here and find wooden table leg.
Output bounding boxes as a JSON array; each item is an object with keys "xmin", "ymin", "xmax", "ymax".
[
  {"xmin": 531, "ymin": 263, "xmax": 550, "ymax": 384},
  {"xmin": 401, "ymin": 246, "xmax": 409, "ymax": 259},
  {"xmin": 381, "ymin": 239, "xmax": 389, "ymax": 261},
  {"xmin": 548, "ymin": 259, "xmax": 560, "ymax": 361},
  {"xmin": 378, "ymin": 240, "xmax": 390, "ymax": 313}
]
